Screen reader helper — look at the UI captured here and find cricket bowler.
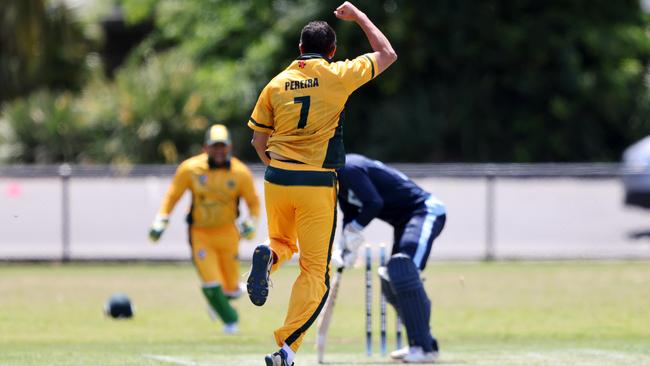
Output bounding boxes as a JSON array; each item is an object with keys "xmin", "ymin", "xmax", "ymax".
[{"xmin": 245, "ymin": 2, "xmax": 397, "ymax": 365}]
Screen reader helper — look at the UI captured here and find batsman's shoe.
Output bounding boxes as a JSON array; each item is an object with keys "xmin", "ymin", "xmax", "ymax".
[
  {"xmin": 402, "ymin": 346, "xmax": 439, "ymax": 364},
  {"xmin": 390, "ymin": 346, "xmax": 410, "ymax": 360},
  {"xmin": 247, "ymin": 244, "xmax": 272, "ymax": 306},
  {"xmin": 264, "ymin": 349, "xmax": 293, "ymax": 366}
]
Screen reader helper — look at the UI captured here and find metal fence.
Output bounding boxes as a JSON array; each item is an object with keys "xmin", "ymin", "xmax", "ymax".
[{"xmin": 2, "ymin": 163, "xmax": 650, "ymax": 262}]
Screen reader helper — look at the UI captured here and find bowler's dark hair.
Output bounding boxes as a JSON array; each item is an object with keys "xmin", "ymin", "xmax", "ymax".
[{"xmin": 300, "ymin": 21, "xmax": 336, "ymax": 56}]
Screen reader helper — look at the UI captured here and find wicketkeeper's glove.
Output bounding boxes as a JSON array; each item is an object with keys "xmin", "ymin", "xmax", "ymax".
[
  {"xmin": 148, "ymin": 215, "xmax": 169, "ymax": 243},
  {"xmin": 238, "ymin": 217, "xmax": 258, "ymax": 240}
]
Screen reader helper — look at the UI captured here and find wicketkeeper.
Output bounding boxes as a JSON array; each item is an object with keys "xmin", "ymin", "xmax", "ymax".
[
  {"xmin": 334, "ymin": 153, "xmax": 446, "ymax": 363},
  {"xmin": 149, "ymin": 124, "xmax": 260, "ymax": 334}
]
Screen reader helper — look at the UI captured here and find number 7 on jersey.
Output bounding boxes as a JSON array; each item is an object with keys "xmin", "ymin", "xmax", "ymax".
[{"xmin": 294, "ymin": 96, "xmax": 310, "ymax": 129}]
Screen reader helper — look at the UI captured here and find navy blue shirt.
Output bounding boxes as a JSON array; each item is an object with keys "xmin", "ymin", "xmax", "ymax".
[{"xmin": 337, "ymin": 154, "xmax": 432, "ymax": 227}]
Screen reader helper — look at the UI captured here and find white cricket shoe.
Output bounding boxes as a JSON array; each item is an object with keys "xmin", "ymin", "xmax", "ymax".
[
  {"xmin": 390, "ymin": 346, "xmax": 410, "ymax": 360},
  {"xmin": 402, "ymin": 346, "xmax": 439, "ymax": 363},
  {"xmin": 223, "ymin": 322, "xmax": 239, "ymax": 335}
]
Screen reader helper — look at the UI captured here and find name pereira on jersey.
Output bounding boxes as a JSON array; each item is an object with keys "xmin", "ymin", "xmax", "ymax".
[{"xmin": 284, "ymin": 78, "xmax": 320, "ymax": 91}]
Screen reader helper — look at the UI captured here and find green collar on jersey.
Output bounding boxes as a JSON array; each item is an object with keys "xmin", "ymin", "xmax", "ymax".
[{"xmin": 297, "ymin": 53, "xmax": 332, "ymax": 63}]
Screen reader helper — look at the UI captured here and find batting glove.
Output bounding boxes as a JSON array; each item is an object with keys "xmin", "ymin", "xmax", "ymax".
[
  {"xmin": 342, "ymin": 221, "xmax": 364, "ymax": 252},
  {"xmin": 148, "ymin": 215, "xmax": 169, "ymax": 243},
  {"xmin": 331, "ymin": 248, "xmax": 350, "ymax": 269},
  {"xmin": 335, "ymin": 221, "xmax": 364, "ymax": 268}
]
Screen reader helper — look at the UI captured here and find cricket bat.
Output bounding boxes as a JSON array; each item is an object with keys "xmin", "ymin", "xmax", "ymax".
[{"xmin": 316, "ymin": 266, "xmax": 344, "ymax": 363}]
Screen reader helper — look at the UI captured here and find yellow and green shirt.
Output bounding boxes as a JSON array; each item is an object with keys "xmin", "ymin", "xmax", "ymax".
[
  {"xmin": 248, "ymin": 53, "xmax": 378, "ymax": 169},
  {"xmin": 158, "ymin": 154, "xmax": 260, "ymax": 228}
]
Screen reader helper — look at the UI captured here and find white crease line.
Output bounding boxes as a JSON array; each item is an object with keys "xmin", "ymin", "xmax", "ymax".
[
  {"xmin": 143, "ymin": 354, "xmax": 198, "ymax": 366},
  {"xmin": 578, "ymin": 349, "xmax": 635, "ymax": 361}
]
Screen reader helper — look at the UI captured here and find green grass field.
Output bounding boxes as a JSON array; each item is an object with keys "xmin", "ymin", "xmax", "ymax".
[{"xmin": 1, "ymin": 261, "xmax": 650, "ymax": 366}]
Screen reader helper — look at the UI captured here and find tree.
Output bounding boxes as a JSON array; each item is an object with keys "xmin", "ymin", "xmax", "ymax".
[
  {"xmin": 0, "ymin": 0, "xmax": 91, "ymax": 102},
  {"xmin": 2, "ymin": 0, "xmax": 650, "ymax": 163}
]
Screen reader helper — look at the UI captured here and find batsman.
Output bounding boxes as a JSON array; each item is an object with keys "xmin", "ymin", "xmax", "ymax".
[
  {"xmin": 149, "ymin": 124, "xmax": 260, "ymax": 334},
  {"xmin": 334, "ymin": 153, "xmax": 446, "ymax": 363}
]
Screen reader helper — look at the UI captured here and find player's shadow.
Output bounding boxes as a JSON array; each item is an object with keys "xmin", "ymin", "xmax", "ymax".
[
  {"xmin": 321, "ymin": 360, "xmax": 465, "ymax": 365},
  {"xmin": 627, "ymin": 229, "xmax": 650, "ymax": 240}
]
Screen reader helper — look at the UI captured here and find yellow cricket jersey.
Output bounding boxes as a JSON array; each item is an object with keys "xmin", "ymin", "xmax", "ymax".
[
  {"xmin": 158, "ymin": 154, "xmax": 260, "ymax": 228},
  {"xmin": 247, "ymin": 53, "xmax": 378, "ymax": 169}
]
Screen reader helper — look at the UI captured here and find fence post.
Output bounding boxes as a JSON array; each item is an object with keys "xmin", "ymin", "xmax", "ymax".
[
  {"xmin": 59, "ymin": 164, "xmax": 71, "ymax": 262},
  {"xmin": 485, "ymin": 174, "xmax": 496, "ymax": 261}
]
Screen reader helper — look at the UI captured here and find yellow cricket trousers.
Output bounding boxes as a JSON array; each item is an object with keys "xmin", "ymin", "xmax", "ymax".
[
  {"xmin": 189, "ymin": 224, "xmax": 241, "ymax": 294},
  {"xmin": 264, "ymin": 160, "xmax": 337, "ymax": 352}
]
